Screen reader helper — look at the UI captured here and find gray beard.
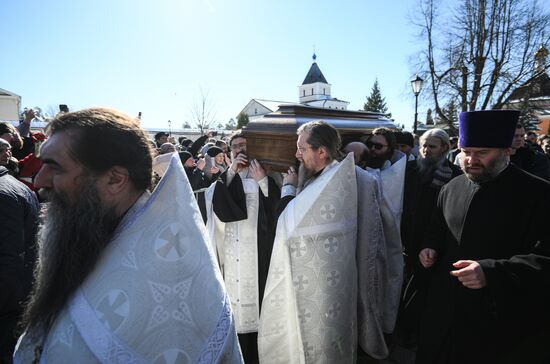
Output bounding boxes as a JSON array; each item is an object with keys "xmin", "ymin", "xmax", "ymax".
[
  {"xmin": 460, "ymin": 152, "xmax": 508, "ymax": 183},
  {"xmin": 21, "ymin": 177, "xmax": 120, "ymax": 339},
  {"xmin": 417, "ymin": 154, "xmax": 446, "ymax": 178},
  {"xmin": 296, "ymin": 163, "xmax": 317, "ymax": 193}
]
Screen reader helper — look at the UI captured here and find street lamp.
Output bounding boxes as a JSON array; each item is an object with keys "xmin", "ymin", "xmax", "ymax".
[{"xmin": 411, "ymin": 74, "xmax": 424, "ymax": 134}]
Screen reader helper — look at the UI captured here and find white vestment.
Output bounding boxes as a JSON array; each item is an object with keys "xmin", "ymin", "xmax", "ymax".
[
  {"xmin": 14, "ymin": 155, "xmax": 243, "ymax": 364},
  {"xmin": 152, "ymin": 152, "xmax": 177, "ymax": 177},
  {"xmin": 355, "ymin": 167, "xmax": 389, "ymax": 359},
  {"xmin": 258, "ymin": 155, "xmax": 358, "ymax": 364},
  {"xmin": 367, "ymin": 151, "xmax": 407, "ymax": 333},
  {"xmin": 205, "ymin": 172, "xmax": 262, "ymax": 334}
]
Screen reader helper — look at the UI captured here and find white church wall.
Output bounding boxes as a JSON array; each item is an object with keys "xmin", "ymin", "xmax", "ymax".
[
  {"xmin": 242, "ymin": 101, "xmax": 272, "ymax": 117},
  {"xmin": 0, "ymin": 95, "xmax": 20, "ymax": 121},
  {"xmin": 299, "ymin": 82, "xmax": 332, "ymax": 103},
  {"xmin": 306, "ymin": 99, "xmax": 349, "ymax": 110}
]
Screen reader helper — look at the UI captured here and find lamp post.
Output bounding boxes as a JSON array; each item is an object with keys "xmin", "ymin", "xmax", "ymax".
[{"xmin": 411, "ymin": 74, "xmax": 424, "ymax": 134}]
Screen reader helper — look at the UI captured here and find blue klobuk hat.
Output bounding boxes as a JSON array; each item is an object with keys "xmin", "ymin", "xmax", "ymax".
[{"xmin": 458, "ymin": 110, "xmax": 520, "ymax": 148}]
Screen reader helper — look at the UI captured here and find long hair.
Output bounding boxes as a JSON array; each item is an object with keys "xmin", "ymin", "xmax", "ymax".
[
  {"xmin": 370, "ymin": 127, "xmax": 396, "ymax": 155},
  {"xmin": 420, "ymin": 128, "xmax": 450, "ymax": 153}
]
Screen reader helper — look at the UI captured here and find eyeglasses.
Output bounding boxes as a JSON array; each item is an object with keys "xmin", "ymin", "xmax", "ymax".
[
  {"xmin": 296, "ymin": 146, "xmax": 315, "ymax": 154},
  {"xmin": 230, "ymin": 142, "xmax": 247, "ymax": 150},
  {"xmin": 366, "ymin": 141, "xmax": 388, "ymax": 150}
]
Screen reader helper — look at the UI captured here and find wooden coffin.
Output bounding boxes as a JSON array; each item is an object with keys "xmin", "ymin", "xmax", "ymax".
[{"xmin": 242, "ymin": 104, "xmax": 397, "ymax": 172}]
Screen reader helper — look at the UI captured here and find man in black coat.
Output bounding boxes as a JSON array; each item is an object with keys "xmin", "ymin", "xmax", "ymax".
[
  {"xmin": 397, "ymin": 128, "xmax": 462, "ymax": 348},
  {"xmin": 179, "ymin": 151, "xmax": 213, "ymax": 222},
  {"xmin": 402, "ymin": 128, "xmax": 462, "ymax": 274},
  {"xmin": 416, "ymin": 110, "xmax": 550, "ymax": 363},
  {"xmin": 0, "ymin": 166, "xmax": 39, "ymax": 362}
]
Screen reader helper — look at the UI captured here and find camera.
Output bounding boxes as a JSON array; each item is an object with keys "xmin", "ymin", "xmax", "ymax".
[{"xmin": 236, "ymin": 151, "xmax": 249, "ymax": 167}]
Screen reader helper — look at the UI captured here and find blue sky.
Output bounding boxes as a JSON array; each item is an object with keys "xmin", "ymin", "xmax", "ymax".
[{"xmin": 2, "ymin": 0, "xmax": 427, "ymax": 130}]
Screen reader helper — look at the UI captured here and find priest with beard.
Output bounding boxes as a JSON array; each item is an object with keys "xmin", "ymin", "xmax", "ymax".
[
  {"xmin": 396, "ymin": 128, "xmax": 462, "ymax": 349},
  {"xmin": 259, "ymin": 121, "xmax": 358, "ymax": 363},
  {"xmin": 205, "ymin": 131, "xmax": 280, "ymax": 364},
  {"xmin": 15, "ymin": 108, "xmax": 243, "ymax": 363},
  {"xmin": 363, "ymin": 127, "xmax": 408, "ymax": 345},
  {"xmin": 259, "ymin": 121, "xmax": 391, "ymax": 362},
  {"xmin": 416, "ymin": 110, "xmax": 550, "ymax": 363}
]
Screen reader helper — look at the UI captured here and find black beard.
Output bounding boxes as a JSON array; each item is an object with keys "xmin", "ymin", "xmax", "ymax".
[
  {"xmin": 21, "ymin": 177, "xmax": 121, "ymax": 338},
  {"xmin": 364, "ymin": 150, "xmax": 393, "ymax": 169}
]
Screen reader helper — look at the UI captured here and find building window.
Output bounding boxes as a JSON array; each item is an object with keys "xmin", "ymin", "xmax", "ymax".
[
  {"xmin": 323, "ymin": 88, "xmax": 325, "ymax": 95},
  {"xmin": 303, "ymin": 90, "xmax": 305, "ymax": 97},
  {"xmin": 311, "ymin": 88, "xmax": 314, "ymax": 95},
  {"xmin": 254, "ymin": 108, "xmax": 257, "ymax": 115}
]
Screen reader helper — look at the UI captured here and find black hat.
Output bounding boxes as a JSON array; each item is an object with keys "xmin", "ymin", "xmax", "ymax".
[
  {"xmin": 459, "ymin": 110, "xmax": 519, "ymax": 148},
  {"xmin": 178, "ymin": 151, "xmax": 193, "ymax": 165},
  {"xmin": 206, "ymin": 146, "xmax": 223, "ymax": 157},
  {"xmin": 395, "ymin": 131, "xmax": 414, "ymax": 148}
]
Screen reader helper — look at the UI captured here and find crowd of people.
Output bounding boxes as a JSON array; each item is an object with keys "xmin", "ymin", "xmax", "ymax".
[{"xmin": 1, "ymin": 107, "xmax": 549, "ymax": 364}]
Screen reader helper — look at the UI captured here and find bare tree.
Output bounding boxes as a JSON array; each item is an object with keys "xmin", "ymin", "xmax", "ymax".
[
  {"xmin": 412, "ymin": 0, "xmax": 550, "ymax": 129},
  {"xmin": 190, "ymin": 89, "xmax": 217, "ymax": 134},
  {"xmin": 43, "ymin": 105, "xmax": 61, "ymax": 119}
]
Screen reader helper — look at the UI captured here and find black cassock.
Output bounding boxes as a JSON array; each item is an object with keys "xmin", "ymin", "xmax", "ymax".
[
  {"xmin": 417, "ymin": 164, "xmax": 550, "ymax": 364},
  {"xmin": 211, "ymin": 171, "xmax": 280, "ymax": 364}
]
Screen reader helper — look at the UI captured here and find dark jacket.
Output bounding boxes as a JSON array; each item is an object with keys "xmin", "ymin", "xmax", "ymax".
[
  {"xmin": 511, "ymin": 146, "xmax": 550, "ymax": 181},
  {"xmin": 0, "ymin": 167, "xmax": 39, "ymax": 312},
  {"xmin": 0, "ymin": 166, "xmax": 39, "ymax": 359},
  {"xmin": 401, "ymin": 159, "xmax": 462, "ymax": 272},
  {"xmin": 185, "ymin": 166, "xmax": 213, "ymax": 223},
  {"xmin": 188, "ymin": 135, "xmax": 209, "ymax": 157}
]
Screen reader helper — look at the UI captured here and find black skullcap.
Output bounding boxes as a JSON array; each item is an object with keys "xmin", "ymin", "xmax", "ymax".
[
  {"xmin": 206, "ymin": 146, "xmax": 223, "ymax": 157},
  {"xmin": 178, "ymin": 151, "xmax": 193, "ymax": 165}
]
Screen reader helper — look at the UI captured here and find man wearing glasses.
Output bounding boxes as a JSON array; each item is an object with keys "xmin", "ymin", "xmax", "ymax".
[
  {"xmin": 205, "ymin": 131, "xmax": 281, "ymax": 364},
  {"xmin": 363, "ymin": 127, "xmax": 408, "ymax": 348},
  {"xmin": 258, "ymin": 121, "xmax": 359, "ymax": 362},
  {"xmin": 364, "ymin": 127, "xmax": 397, "ymax": 170}
]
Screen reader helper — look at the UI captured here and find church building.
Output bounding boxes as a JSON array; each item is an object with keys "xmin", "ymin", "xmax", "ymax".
[
  {"xmin": 504, "ymin": 44, "xmax": 550, "ymax": 134},
  {"xmin": 239, "ymin": 54, "xmax": 350, "ymax": 121}
]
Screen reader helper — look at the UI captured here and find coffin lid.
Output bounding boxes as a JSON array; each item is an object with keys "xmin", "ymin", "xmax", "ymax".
[
  {"xmin": 243, "ymin": 103, "xmax": 397, "ymax": 135},
  {"xmin": 241, "ymin": 104, "xmax": 398, "ymax": 172}
]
